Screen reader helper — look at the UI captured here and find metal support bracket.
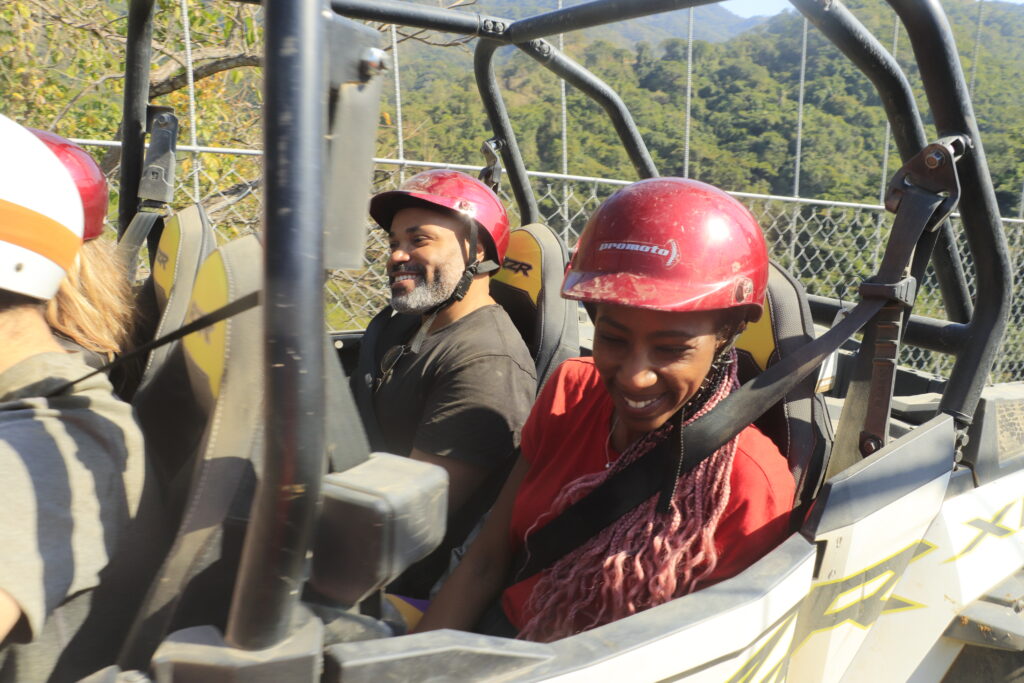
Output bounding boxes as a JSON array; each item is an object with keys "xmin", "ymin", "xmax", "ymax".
[
  {"xmin": 328, "ymin": 14, "xmax": 387, "ymax": 89},
  {"xmin": 830, "ymin": 134, "xmax": 969, "ymax": 472},
  {"xmin": 479, "ymin": 17, "xmax": 508, "ymax": 37},
  {"xmin": 324, "ymin": 13, "xmax": 386, "ymax": 270},
  {"xmin": 885, "ymin": 134, "xmax": 970, "ymax": 231},
  {"xmin": 855, "ymin": 137, "xmax": 969, "ymax": 458},
  {"xmin": 138, "ymin": 105, "xmax": 178, "ymax": 208},
  {"xmin": 478, "ymin": 137, "xmax": 504, "ymax": 192}
]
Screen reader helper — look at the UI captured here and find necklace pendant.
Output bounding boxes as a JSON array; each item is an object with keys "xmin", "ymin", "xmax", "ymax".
[{"xmin": 604, "ymin": 462, "xmax": 611, "ymax": 469}]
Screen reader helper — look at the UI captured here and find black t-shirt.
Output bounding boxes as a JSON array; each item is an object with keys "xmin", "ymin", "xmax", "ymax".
[
  {"xmin": 372, "ymin": 304, "xmax": 537, "ymax": 467},
  {"xmin": 371, "ymin": 304, "xmax": 537, "ymax": 597}
]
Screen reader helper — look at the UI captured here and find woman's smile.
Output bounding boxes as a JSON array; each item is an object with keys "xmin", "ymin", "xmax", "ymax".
[{"xmin": 593, "ymin": 304, "xmax": 721, "ymax": 449}]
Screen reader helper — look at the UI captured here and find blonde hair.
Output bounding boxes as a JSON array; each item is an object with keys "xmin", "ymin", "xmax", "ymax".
[{"xmin": 46, "ymin": 238, "xmax": 135, "ymax": 359}]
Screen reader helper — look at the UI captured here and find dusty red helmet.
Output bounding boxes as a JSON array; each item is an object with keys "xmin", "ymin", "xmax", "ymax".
[
  {"xmin": 29, "ymin": 128, "xmax": 108, "ymax": 241},
  {"xmin": 370, "ymin": 169, "xmax": 510, "ymax": 267},
  {"xmin": 562, "ymin": 177, "xmax": 768, "ymax": 321}
]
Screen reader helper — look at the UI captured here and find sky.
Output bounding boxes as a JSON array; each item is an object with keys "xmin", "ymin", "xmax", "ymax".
[{"xmin": 720, "ymin": 0, "xmax": 1024, "ymax": 18}]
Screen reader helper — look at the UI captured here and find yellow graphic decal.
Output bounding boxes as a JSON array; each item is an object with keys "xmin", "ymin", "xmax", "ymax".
[
  {"xmin": 153, "ymin": 215, "xmax": 181, "ymax": 308},
  {"xmin": 182, "ymin": 250, "xmax": 229, "ymax": 404},
  {"xmin": 824, "ymin": 570, "xmax": 894, "ymax": 616},
  {"xmin": 791, "ymin": 540, "xmax": 934, "ymax": 655},
  {"xmin": 735, "ymin": 295, "xmax": 776, "ymax": 372},
  {"xmin": 725, "ymin": 540, "xmax": 936, "ymax": 682},
  {"xmin": 944, "ymin": 501, "xmax": 1017, "ymax": 563},
  {"xmin": 494, "ymin": 229, "xmax": 543, "ymax": 305},
  {"xmin": 761, "ymin": 658, "xmax": 786, "ymax": 683},
  {"xmin": 726, "ymin": 607, "xmax": 799, "ymax": 683}
]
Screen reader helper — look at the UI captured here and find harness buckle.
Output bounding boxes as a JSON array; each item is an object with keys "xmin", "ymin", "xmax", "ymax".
[{"xmin": 858, "ymin": 275, "xmax": 918, "ymax": 308}]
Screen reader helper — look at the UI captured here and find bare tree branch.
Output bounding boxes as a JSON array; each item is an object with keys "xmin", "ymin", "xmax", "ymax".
[
  {"xmin": 150, "ymin": 53, "xmax": 262, "ymax": 98},
  {"xmin": 204, "ymin": 176, "xmax": 263, "ymax": 216},
  {"xmin": 50, "ymin": 73, "xmax": 125, "ymax": 129},
  {"xmin": 25, "ymin": 0, "xmax": 181, "ymax": 63},
  {"xmin": 150, "ymin": 46, "xmax": 252, "ymax": 83},
  {"xmin": 371, "ymin": 0, "xmax": 477, "ymax": 49}
]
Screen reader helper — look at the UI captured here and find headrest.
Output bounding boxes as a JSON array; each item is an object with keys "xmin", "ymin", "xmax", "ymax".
[
  {"xmin": 182, "ymin": 235, "xmax": 262, "ymax": 412},
  {"xmin": 493, "ymin": 226, "xmax": 546, "ymax": 306},
  {"xmin": 735, "ymin": 294, "xmax": 778, "ymax": 374}
]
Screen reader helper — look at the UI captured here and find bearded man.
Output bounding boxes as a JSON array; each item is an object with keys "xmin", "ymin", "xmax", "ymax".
[{"xmin": 364, "ymin": 170, "xmax": 536, "ymax": 597}]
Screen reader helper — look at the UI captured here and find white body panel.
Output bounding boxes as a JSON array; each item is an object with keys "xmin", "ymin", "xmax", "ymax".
[
  {"xmin": 548, "ymin": 547, "xmax": 815, "ymax": 683},
  {"xmin": 788, "ymin": 473, "xmax": 951, "ymax": 683},
  {"xmin": 845, "ymin": 468, "xmax": 1024, "ymax": 682}
]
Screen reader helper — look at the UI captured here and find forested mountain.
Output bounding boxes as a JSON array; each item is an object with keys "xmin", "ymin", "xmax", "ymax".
[{"xmin": 380, "ymin": 0, "xmax": 1024, "ymax": 214}]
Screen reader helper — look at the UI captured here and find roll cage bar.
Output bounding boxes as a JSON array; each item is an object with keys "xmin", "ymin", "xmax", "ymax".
[{"xmin": 116, "ymin": 0, "xmax": 1011, "ymax": 655}]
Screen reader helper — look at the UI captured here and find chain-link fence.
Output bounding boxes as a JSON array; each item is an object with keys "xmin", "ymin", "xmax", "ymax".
[{"xmin": 115, "ymin": 145, "xmax": 1021, "ymax": 386}]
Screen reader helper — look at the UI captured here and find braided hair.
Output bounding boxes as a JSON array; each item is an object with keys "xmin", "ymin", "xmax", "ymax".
[{"xmin": 517, "ymin": 350, "xmax": 740, "ymax": 642}]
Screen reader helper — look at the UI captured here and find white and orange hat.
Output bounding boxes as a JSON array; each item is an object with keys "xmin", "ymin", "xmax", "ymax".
[{"xmin": 0, "ymin": 113, "xmax": 84, "ymax": 300}]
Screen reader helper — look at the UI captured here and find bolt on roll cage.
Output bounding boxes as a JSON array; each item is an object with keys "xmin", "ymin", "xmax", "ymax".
[{"xmin": 117, "ymin": 0, "xmax": 1010, "ymax": 652}]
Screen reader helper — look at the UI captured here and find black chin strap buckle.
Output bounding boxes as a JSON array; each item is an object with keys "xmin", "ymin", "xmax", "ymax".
[{"xmin": 449, "ymin": 261, "xmax": 480, "ymax": 304}]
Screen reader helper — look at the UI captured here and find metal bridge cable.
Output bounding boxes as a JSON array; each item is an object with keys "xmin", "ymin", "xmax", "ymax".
[
  {"xmin": 969, "ymin": 0, "xmax": 984, "ymax": 97},
  {"xmin": 683, "ymin": 7, "xmax": 694, "ymax": 179},
  {"xmin": 179, "ymin": 0, "xmax": 201, "ymax": 201},
  {"xmin": 788, "ymin": 16, "xmax": 809, "ymax": 271},
  {"xmin": 558, "ymin": 0, "xmax": 570, "ymax": 241},
  {"xmin": 391, "ymin": 24, "xmax": 406, "ymax": 183},
  {"xmin": 874, "ymin": 16, "xmax": 900, "ymax": 265},
  {"xmin": 793, "ymin": 16, "xmax": 808, "ymax": 198}
]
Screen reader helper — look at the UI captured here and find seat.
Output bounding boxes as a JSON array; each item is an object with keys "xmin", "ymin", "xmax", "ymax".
[
  {"xmin": 490, "ymin": 222, "xmax": 580, "ymax": 388},
  {"xmin": 118, "ymin": 235, "xmax": 264, "ymax": 669},
  {"xmin": 735, "ymin": 261, "xmax": 833, "ymax": 509},
  {"xmin": 135, "ymin": 204, "xmax": 217, "ymax": 389},
  {"xmin": 119, "ymin": 233, "xmax": 374, "ymax": 670}
]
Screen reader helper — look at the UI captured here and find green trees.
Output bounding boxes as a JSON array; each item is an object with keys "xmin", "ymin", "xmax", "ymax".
[{"xmin": 383, "ymin": 0, "xmax": 1024, "ymax": 215}]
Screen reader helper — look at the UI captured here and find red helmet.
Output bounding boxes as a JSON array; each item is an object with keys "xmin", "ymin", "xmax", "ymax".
[
  {"xmin": 370, "ymin": 169, "xmax": 510, "ymax": 267},
  {"xmin": 563, "ymin": 177, "xmax": 769, "ymax": 322},
  {"xmin": 29, "ymin": 128, "xmax": 108, "ymax": 241}
]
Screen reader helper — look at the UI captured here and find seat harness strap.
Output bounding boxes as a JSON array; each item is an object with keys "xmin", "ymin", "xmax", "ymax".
[{"xmin": 47, "ymin": 291, "xmax": 260, "ymax": 396}]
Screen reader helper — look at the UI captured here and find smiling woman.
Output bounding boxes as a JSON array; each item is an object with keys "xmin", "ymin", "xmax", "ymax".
[{"xmin": 416, "ymin": 177, "xmax": 796, "ymax": 642}]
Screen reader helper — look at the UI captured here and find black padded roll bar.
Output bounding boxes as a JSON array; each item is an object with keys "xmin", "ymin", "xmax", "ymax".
[
  {"xmin": 520, "ymin": 40, "xmax": 658, "ymax": 179},
  {"xmin": 331, "ymin": 0, "xmax": 659, "ymax": 207},
  {"xmin": 888, "ymin": 0, "xmax": 1011, "ymax": 424},
  {"xmin": 328, "ymin": 0, "xmax": 481, "ymax": 34},
  {"xmin": 225, "ymin": 0, "xmax": 327, "ymax": 650},
  {"xmin": 808, "ymin": 295, "xmax": 969, "ymax": 355},
  {"xmin": 790, "ymin": 0, "xmax": 973, "ymax": 325},
  {"xmin": 473, "ymin": 40, "xmax": 540, "ymax": 225},
  {"xmin": 119, "ymin": 0, "xmax": 157, "ymax": 237},
  {"xmin": 503, "ymin": 0, "xmax": 719, "ymax": 44}
]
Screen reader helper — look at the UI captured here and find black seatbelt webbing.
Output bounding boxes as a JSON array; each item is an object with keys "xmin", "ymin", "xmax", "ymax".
[
  {"xmin": 48, "ymin": 291, "xmax": 261, "ymax": 396},
  {"xmin": 353, "ymin": 306, "xmax": 396, "ymax": 450}
]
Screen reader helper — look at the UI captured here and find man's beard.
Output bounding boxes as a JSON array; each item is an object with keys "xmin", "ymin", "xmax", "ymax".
[{"xmin": 390, "ymin": 260, "xmax": 462, "ymax": 314}]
